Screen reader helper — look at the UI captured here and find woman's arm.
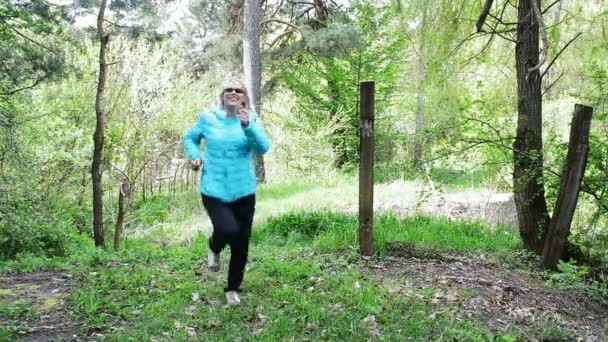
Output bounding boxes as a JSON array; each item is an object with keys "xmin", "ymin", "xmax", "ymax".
[
  {"xmin": 183, "ymin": 115, "xmax": 206, "ymax": 161},
  {"xmin": 244, "ymin": 113, "xmax": 270, "ymax": 155}
]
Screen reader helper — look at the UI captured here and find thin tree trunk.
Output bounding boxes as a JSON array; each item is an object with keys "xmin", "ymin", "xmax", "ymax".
[
  {"xmin": 413, "ymin": 57, "xmax": 425, "ymax": 168},
  {"xmin": 512, "ymin": 0, "xmax": 550, "ymax": 254},
  {"xmin": 542, "ymin": 104, "xmax": 593, "ymax": 269},
  {"xmin": 142, "ymin": 159, "xmax": 147, "ymax": 201},
  {"xmin": 413, "ymin": 0, "xmax": 429, "ymax": 170},
  {"xmin": 92, "ymin": 0, "xmax": 109, "ymax": 247},
  {"xmin": 244, "ymin": 0, "xmax": 266, "ymax": 183},
  {"xmin": 76, "ymin": 166, "xmax": 88, "ymax": 234},
  {"xmin": 114, "ymin": 180, "xmax": 129, "ymax": 251}
]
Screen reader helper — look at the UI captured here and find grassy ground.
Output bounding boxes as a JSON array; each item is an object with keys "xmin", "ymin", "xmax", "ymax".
[
  {"xmin": 45, "ymin": 213, "xmax": 530, "ymax": 341},
  {"xmin": 1, "ymin": 178, "xmax": 606, "ymax": 341}
]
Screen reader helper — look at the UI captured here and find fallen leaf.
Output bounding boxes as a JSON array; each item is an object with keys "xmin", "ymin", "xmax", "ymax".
[
  {"xmin": 445, "ymin": 292, "xmax": 458, "ymax": 301},
  {"xmin": 433, "ymin": 290, "xmax": 445, "ymax": 299},
  {"xmin": 361, "ymin": 315, "xmax": 376, "ymax": 324},
  {"xmin": 253, "ymin": 328, "xmax": 263, "ymax": 336},
  {"xmin": 206, "ymin": 319, "xmax": 220, "ymax": 328},
  {"xmin": 185, "ymin": 326, "xmax": 197, "ymax": 337},
  {"xmin": 185, "ymin": 305, "xmax": 197, "ymax": 316},
  {"xmin": 257, "ymin": 313, "xmax": 268, "ymax": 322}
]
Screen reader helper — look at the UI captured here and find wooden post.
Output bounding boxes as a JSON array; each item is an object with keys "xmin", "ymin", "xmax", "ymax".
[
  {"xmin": 541, "ymin": 104, "xmax": 593, "ymax": 269},
  {"xmin": 359, "ymin": 81, "xmax": 375, "ymax": 256}
]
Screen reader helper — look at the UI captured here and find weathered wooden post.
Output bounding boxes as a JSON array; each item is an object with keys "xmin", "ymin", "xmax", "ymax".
[
  {"xmin": 359, "ymin": 81, "xmax": 375, "ymax": 256},
  {"xmin": 542, "ymin": 104, "xmax": 593, "ymax": 269}
]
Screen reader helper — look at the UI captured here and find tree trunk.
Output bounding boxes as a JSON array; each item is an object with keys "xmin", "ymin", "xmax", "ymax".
[
  {"xmin": 542, "ymin": 104, "xmax": 593, "ymax": 269},
  {"xmin": 513, "ymin": 0, "xmax": 550, "ymax": 254},
  {"xmin": 243, "ymin": 0, "xmax": 266, "ymax": 183},
  {"xmin": 114, "ymin": 180, "xmax": 130, "ymax": 251},
  {"xmin": 359, "ymin": 81, "xmax": 375, "ymax": 256},
  {"xmin": 92, "ymin": 0, "xmax": 109, "ymax": 247},
  {"xmin": 413, "ymin": 56, "xmax": 425, "ymax": 169},
  {"xmin": 413, "ymin": 0, "xmax": 429, "ymax": 171},
  {"xmin": 76, "ymin": 166, "xmax": 88, "ymax": 234}
]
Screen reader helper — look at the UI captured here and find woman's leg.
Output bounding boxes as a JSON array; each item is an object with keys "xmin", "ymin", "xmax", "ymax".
[
  {"xmin": 201, "ymin": 195, "xmax": 239, "ymax": 255},
  {"xmin": 226, "ymin": 194, "xmax": 256, "ymax": 292}
]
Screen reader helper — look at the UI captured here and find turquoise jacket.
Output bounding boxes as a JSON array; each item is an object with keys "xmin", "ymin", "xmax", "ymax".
[{"xmin": 183, "ymin": 107, "xmax": 270, "ymax": 202}]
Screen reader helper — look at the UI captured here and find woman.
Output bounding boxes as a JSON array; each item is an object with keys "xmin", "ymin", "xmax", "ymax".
[{"xmin": 183, "ymin": 75, "xmax": 270, "ymax": 305}]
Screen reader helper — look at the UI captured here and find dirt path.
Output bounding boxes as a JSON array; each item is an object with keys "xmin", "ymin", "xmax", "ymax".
[
  {"xmin": 364, "ymin": 245, "xmax": 608, "ymax": 341},
  {"xmin": 0, "ymin": 271, "xmax": 80, "ymax": 341}
]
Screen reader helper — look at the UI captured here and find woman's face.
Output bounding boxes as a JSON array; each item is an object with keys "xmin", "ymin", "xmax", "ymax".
[{"xmin": 222, "ymin": 87, "xmax": 245, "ymax": 108}]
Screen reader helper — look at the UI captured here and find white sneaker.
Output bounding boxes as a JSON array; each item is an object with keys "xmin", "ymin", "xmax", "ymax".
[
  {"xmin": 208, "ymin": 249, "xmax": 220, "ymax": 272},
  {"xmin": 225, "ymin": 291, "xmax": 241, "ymax": 306}
]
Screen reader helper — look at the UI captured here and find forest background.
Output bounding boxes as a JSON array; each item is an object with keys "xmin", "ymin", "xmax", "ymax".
[{"xmin": 1, "ymin": 0, "xmax": 607, "ymax": 340}]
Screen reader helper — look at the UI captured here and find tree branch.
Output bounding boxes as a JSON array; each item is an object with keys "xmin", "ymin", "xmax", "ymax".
[
  {"xmin": 542, "ymin": 71, "xmax": 563, "ymax": 96},
  {"xmin": 540, "ymin": 32, "xmax": 582, "ymax": 79},
  {"xmin": 268, "ymin": 28, "xmax": 298, "ymax": 48},
  {"xmin": 0, "ymin": 76, "xmax": 46, "ymax": 96},
  {"xmin": 476, "ymin": 0, "xmax": 495, "ymax": 33},
  {"xmin": 528, "ymin": 0, "xmax": 548, "ymax": 75},
  {"xmin": 542, "ymin": 0, "xmax": 561, "ymax": 15},
  {"xmin": 260, "ymin": 17, "xmax": 301, "ymax": 31}
]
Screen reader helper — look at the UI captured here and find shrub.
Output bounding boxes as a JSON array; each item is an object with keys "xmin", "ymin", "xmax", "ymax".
[
  {"xmin": 0, "ymin": 202, "xmax": 69, "ymax": 260},
  {"xmin": 254, "ymin": 211, "xmax": 356, "ymax": 241}
]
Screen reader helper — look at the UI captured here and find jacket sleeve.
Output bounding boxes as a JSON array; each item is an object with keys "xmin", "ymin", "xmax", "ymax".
[
  {"xmin": 243, "ymin": 112, "xmax": 270, "ymax": 155},
  {"xmin": 183, "ymin": 114, "xmax": 206, "ymax": 160}
]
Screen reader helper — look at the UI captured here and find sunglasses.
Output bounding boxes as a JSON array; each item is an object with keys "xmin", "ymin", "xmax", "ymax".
[{"xmin": 224, "ymin": 88, "xmax": 244, "ymax": 94}]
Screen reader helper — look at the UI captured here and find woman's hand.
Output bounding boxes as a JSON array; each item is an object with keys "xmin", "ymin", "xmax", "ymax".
[
  {"xmin": 191, "ymin": 158, "xmax": 202, "ymax": 171},
  {"xmin": 237, "ymin": 109, "xmax": 249, "ymax": 127}
]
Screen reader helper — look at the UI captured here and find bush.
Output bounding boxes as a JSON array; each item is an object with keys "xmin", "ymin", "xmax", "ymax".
[
  {"xmin": 129, "ymin": 194, "xmax": 171, "ymax": 225},
  {"xmin": 546, "ymin": 259, "xmax": 608, "ymax": 300},
  {"xmin": 254, "ymin": 211, "xmax": 356, "ymax": 241},
  {"xmin": 0, "ymin": 202, "xmax": 69, "ymax": 260}
]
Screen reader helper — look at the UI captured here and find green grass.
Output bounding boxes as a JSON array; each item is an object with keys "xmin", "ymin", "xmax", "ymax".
[
  {"xmin": 429, "ymin": 167, "xmax": 495, "ymax": 190},
  {"xmin": 67, "ymin": 238, "xmax": 502, "ymax": 341},
  {"xmin": 0, "ymin": 301, "xmax": 39, "ymax": 340},
  {"xmin": 254, "ymin": 211, "xmax": 522, "ymax": 260},
  {"xmin": 373, "ymin": 162, "xmax": 496, "ymax": 190},
  {"xmin": 63, "ymin": 219, "xmax": 574, "ymax": 341},
  {"xmin": 0, "ymin": 177, "xmax": 590, "ymax": 340},
  {"xmin": 256, "ymin": 179, "xmax": 316, "ymax": 201},
  {"xmin": 1, "ymin": 207, "xmax": 579, "ymax": 340}
]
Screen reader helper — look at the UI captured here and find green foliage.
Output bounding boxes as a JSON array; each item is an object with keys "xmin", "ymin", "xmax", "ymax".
[
  {"xmin": 373, "ymin": 161, "xmax": 417, "ymax": 183},
  {"xmin": 254, "ymin": 211, "xmax": 357, "ymax": 241},
  {"xmin": 129, "ymin": 194, "xmax": 171, "ymax": 225},
  {"xmin": 269, "ymin": 1, "xmax": 406, "ymax": 168},
  {"xmin": 256, "ymin": 180, "xmax": 314, "ymax": 201},
  {"xmin": 0, "ymin": 300, "xmax": 40, "ymax": 339},
  {"xmin": 546, "ymin": 260, "xmax": 608, "ymax": 300},
  {"xmin": 66, "ymin": 238, "xmax": 511, "ymax": 340},
  {"xmin": 0, "ymin": 196, "xmax": 71, "ymax": 260},
  {"xmin": 0, "ymin": 1, "xmax": 67, "ymax": 95},
  {"xmin": 254, "ymin": 210, "xmax": 521, "ymax": 261}
]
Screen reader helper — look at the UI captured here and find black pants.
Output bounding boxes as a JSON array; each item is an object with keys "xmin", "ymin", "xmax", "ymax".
[{"xmin": 202, "ymin": 194, "xmax": 255, "ymax": 292}]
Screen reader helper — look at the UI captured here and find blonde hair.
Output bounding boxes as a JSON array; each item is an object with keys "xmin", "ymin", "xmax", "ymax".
[{"xmin": 219, "ymin": 72, "xmax": 249, "ymax": 109}]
